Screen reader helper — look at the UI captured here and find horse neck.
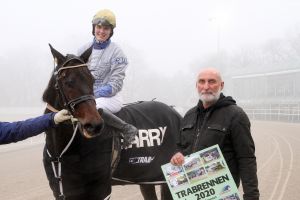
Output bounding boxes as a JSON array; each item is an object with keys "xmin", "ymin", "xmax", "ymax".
[
  {"xmin": 47, "ymin": 95, "xmax": 64, "ymax": 112},
  {"xmin": 43, "ymin": 76, "xmax": 65, "ymax": 111}
]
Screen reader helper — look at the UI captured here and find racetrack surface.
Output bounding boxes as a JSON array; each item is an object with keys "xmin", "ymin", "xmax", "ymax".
[{"xmin": 0, "ymin": 120, "xmax": 299, "ymax": 200}]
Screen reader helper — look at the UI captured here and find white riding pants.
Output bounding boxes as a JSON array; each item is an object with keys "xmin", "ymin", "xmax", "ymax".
[{"xmin": 95, "ymin": 93, "xmax": 123, "ymax": 113}]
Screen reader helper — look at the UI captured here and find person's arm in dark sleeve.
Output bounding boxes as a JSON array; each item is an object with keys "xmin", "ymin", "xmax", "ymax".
[
  {"xmin": 231, "ymin": 109, "xmax": 260, "ymax": 200},
  {"xmin": 0, "ymin": 113, "xmax": 55, "ymax": 145}
]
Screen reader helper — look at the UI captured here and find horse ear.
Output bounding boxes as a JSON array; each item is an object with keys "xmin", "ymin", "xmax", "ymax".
[
  {"xmin": 80, "ymin": 46, "xmax": 93, "ymax": 63},
  {"xmin": 49, "ymin": 43, "xmax": 65, "ymax": 65}
]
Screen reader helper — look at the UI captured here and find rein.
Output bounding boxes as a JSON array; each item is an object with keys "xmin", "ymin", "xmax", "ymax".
[
  {"xmin": 46, "ymin": 123, "xmax": 79, "ymax": 200},
  {"xmin": 46, "ymin": 102, "xmax": 80, "ymax": 200}
]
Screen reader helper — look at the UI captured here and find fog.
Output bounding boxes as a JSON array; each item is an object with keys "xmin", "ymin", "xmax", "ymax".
[{"xmin": 0, "ymin": 0, "xmax": 299, "ymax": 114}]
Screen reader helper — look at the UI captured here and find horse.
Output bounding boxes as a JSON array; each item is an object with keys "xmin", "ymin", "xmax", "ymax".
[
  {"xmin": 42, "ymin": 44, "xmax": 114, "ymax": 200},
  {"xmin": 42, "ymin": 45, "xmax": 182, "ymax": 200}
]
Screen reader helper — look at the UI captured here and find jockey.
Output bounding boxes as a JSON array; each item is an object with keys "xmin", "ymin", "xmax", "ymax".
[
  {"xmin": 0, "ymin": 110, "xmax": 71, "ymax": 145},
  {"xmin": 78, "ymin": 9, "xmax": 137, "ymax": 142}
]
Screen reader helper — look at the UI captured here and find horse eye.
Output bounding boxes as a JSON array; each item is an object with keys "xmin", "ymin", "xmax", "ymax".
[{"xmin": 64, "ymin": 80, "xmax": 75, "ymax": 87}]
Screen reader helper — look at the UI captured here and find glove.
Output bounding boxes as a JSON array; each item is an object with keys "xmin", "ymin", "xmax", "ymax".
[
  {"xmin": 121, "ymin": 124, "xmax": 138, "ymax": 148},
  {"xmin": 54, "ymin": 109, "xmax": 72, "ymax": 124},
  {"xmin": 94, "ymin": 84, "xmax": 112, "ymax": 98}
]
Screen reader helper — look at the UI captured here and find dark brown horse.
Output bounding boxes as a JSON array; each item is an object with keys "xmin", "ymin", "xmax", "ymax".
[{"xmin": 42, "ymin": 45, "xmax": 113, "ymax": 200}]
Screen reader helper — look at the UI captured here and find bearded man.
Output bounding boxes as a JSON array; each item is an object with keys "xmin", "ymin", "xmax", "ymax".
[{"xmin": 170, "ymin": 67, "xmax": 260, "ymax": 200}]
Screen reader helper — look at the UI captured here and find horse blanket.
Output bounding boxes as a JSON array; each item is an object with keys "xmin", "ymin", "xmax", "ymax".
[{"xmin": 112, "ymin": 101, "xmax": 182, "ymax": 184}]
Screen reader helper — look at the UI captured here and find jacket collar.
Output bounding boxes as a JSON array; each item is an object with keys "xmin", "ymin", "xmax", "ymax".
[{"xmin": 93, "ymin": 38, "xmax": 111, "ymax": 50}]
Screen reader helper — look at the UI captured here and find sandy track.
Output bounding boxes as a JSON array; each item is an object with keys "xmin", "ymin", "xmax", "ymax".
[{"xmin": 0, "ymin": 121, "xmax": 299, "ymax": 200}]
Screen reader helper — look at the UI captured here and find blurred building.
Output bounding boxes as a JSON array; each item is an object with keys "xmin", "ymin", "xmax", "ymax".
[{"xmin": 230, "ymin": 69, "xmax": 300, "ymax": 123}]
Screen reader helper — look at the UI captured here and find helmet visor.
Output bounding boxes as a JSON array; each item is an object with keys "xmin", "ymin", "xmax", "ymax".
[{"xmin": 92, "ymin": 18, "xmax": 111, "ymax": 27}]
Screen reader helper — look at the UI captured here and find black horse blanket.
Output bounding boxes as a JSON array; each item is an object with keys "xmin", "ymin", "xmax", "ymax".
[{"xmin": 113, "ymin": 101, "xmax": 182, "ymax": 184}]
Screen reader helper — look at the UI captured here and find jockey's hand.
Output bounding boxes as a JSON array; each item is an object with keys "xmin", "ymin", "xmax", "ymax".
[
  {"xmin": 54, "ymin": 109, "xmax": 72, "ymax": 124},
  {"xmin": 94, "ymin": 84, "xmax": 112, "ymax": 98},
  {"xmin": 170, "ymin": 152, "xmax": 185, "ymax": 166}
]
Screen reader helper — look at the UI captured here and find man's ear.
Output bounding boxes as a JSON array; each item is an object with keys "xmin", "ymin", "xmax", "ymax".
[{"xmin": 221, "ymin": 81, "xmax": 224, "ymax": 90}]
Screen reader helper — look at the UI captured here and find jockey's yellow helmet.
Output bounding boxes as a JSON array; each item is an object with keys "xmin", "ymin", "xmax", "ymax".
[{"xmin": 92, "ymin": 9, "xmax": 116, "ymax": 28}]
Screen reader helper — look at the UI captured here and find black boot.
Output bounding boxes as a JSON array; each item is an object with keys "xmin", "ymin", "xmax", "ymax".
[{"xmin": 99, "ymin": 108, "xmax": 138, "ymax": 147}]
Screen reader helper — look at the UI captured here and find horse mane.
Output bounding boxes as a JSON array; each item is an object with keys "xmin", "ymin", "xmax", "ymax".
[{"xmin": 42, "ymin": 72, "xmax": 57, "ymax": 108}]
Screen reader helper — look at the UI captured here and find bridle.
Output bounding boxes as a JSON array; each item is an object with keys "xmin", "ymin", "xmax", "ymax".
[
  {"xmin": 47, "ymin": 57, "xmax": 97, "ymax": 199},
  {"xmin": 53, "ymin": 57, "xmax": 95, "ymax": 115}
]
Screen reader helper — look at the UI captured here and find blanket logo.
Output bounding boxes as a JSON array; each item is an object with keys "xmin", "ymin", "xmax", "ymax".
[
  {"xmin": 124, "ymin": 126, "xmax": 167, "ymax": 149},
  {"xmin": 129, "ymin": 156, "xmax": 155, "ymax": 164}
]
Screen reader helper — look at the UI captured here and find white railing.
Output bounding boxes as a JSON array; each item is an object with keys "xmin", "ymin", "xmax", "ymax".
[{"xmin": 244, "ymin": 107, "xmax": 300, "ymax": 123}]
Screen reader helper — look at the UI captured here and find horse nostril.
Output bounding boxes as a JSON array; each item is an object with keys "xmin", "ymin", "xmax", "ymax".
[
  {"xmin": 83, "ymin": 123, "xmax": 93, "ymax": 133},
  {"xmin": 93, "ymin": 123, "xmax": 103, "ymax": 134},
  {"xmin": 83, "ymin": 122, "xmax": 103, "ymax": 135}
]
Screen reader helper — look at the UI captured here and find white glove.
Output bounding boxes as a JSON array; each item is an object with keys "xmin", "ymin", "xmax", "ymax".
[{"xmin": 54, "ymin": 109, "xmax": 72, "ymax": 124}]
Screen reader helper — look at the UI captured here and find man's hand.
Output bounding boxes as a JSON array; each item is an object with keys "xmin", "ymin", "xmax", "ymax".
[
  {"xmin": 170, "ymin": 152, "xmax": 185, "ymax": 166},
  {"xmin": 54, "ymin": 109, "xmax": 72, "ymax": 124}
]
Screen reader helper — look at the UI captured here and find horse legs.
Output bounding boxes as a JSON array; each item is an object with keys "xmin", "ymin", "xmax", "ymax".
[
  {"xmin": 160, "ymin": 183, "xmax": 172, "ymax": 200},
  {"xmin": 139, "ymin": 184, "xmax": 158, "ymax": 200}
]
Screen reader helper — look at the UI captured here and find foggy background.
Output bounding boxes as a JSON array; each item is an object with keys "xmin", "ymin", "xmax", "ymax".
[
  {"xmin": 0, "ymin": 2, "xmax": 300, "ymax": 199},
  {"xmin": 1, "ymin": 0, "xmax": 299, "ymax": 118}
]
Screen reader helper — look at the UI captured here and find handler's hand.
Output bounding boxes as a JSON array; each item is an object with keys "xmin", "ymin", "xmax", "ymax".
[
  {"xmin": 170, "ymin": 152, "xmax": 185, "ymax": 166},
  {"xmin": 54, "ymin": 109, "xmax": 72, "ymax": 124}
]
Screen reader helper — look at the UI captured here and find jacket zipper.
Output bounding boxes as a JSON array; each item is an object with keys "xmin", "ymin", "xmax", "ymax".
[{"xmin": 192, "ymin": 111, "xmax": 210, "ymax": 152}]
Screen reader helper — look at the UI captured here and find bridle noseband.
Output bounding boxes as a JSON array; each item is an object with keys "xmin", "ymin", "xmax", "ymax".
[{"xmin": 54, "ymin": 57, "xmax": 95, "ymax": 114}]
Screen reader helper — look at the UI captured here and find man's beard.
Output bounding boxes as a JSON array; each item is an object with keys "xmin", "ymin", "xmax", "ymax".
[{"xmin": 199, "ymin": 89, "xmax": 221, "ymax": 105}]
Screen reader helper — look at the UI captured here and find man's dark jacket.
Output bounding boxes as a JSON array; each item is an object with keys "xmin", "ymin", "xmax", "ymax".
[{"xmin": 178, "ymin": 94, "xmax": 259, "ymax": 200}]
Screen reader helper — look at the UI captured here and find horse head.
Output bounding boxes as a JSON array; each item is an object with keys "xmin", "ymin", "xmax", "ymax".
[{"xmin": 43, "ymin": 44, "xmax": 103, "ymax": 138}]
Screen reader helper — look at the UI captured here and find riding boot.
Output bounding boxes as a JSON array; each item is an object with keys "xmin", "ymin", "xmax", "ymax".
[{"xmin": 98, "ymin": 108, "xmax": 138, "ymax": 147}]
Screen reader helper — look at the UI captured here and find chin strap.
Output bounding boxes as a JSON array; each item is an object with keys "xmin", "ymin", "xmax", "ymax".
[{"xmin": 46, "ymin": 103, "xmax": 59, "ymax": 112}]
